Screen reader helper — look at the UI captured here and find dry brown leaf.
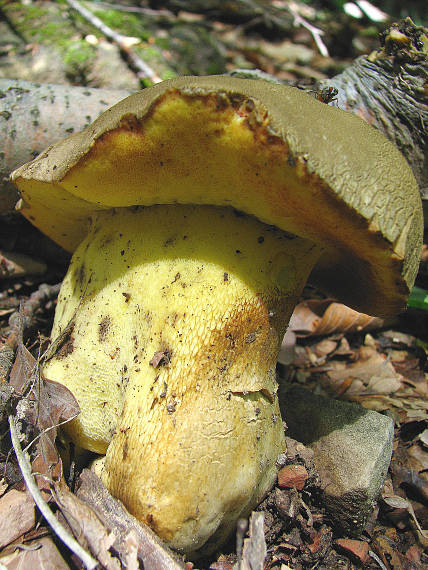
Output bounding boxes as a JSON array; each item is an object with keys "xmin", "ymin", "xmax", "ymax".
[
  {"xmin": 149, "ymin": 349, "xmax": 171, "ymax": 368},
  {"xmin": 390, "ymin": 442, "xmax": 428, "ymax": 507},
  {"xmin": 408, "ymin": 444, "xmax": 428, "ymax": 473},
  {"xmin": 312, "ymin": 339, "xmax": 338, "ymax": 358},
  {"xmin": 288, "ymin": 301, "xmax": 322, "ymax": 336},
  {"xmin": 350, "ymin": 393, "xmax": 428, "ymax": 422},
  {"xmin": 0, "ymin": 251, "xmax": 46, "ymax": 280},
  {"xmin": 0, "ymin": 489, "xmax": 35, "ymax": 549},
  {"xmin": 288, "ymin": 300, "xmax": 385, "ymax": 337},
  {"xmin": 382, "ymin": 330, "xmax": 417, "ymax": 347},
  {"xmin": 33, "ymin": 375, "xmax": 80, "ymax": 474},
  {"xmin": 348, "ymin": 394, "xmax": 400, "ymax": 412},
  {"xmin": 405, "ymin": 544, "xmax": 422, "ymax": 565},
  {"xmin": 0, "ymin": 536, "xmax": 69, "ymax": 569},
  {"xmin": 334, "ymin": 337, "xmax": 353, "ymax": 355},
  {"xmin": 383, "ymin": 495, "xmax": 428, "ymax": 539},
  {"xmin": 419, "ymin": 429, "xmax": 428, "ymax": 448},
  {"xmin": 322, "ymin": 347, "xmax": 403, "ymax": 396},
  {"xmin": 405, "ymin": 409, "xmax": 428, "ymax": 420},
  {"xmin": 280, "ymin": 300, "xmax": 388, "ymax": 367},
  {"xmin": 371, "ymin": 533, "xmax": 405, "ymax": 570},
  {"xmin": 8, "ymin": 338, "xmax": 36, "ymax": 396},
  {"xmin": 277, "ymin": 329, "xmax": 296, "ymax": 366},
  {"xmin": 392, "ymin": 358, "xmax": 427, "ymax": 387},
  {"xmin": 9, "ymin": 325, "xmax": 80, "ymax": 481},
  {"xmin": 0, "ymin": 308, "xmax": 15, "ymax": 318},
  {"xmin": 54, "ymin": 482, "xmax": 121, "ymax": 570}
]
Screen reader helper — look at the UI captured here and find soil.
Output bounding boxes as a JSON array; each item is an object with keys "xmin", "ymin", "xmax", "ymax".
[{"xmin": 0, "ymin": 1, "xmax": 427, "ymax": 569}]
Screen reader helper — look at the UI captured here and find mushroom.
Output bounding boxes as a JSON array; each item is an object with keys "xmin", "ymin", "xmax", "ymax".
[{"xmin": 11, "ymin": 76, "xmax": 422, "ymax": 555}]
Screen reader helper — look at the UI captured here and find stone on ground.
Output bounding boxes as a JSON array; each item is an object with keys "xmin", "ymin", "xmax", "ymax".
[{"xmin": 279, "ymin": 384, "xmax": 394, "ymax": 535}]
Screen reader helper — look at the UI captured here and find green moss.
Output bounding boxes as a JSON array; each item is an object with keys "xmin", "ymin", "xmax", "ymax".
[
  {"xmin": 1, "ymin": 0, "xmax": 224, "ymax": 83},
  {"xmin": 161, "ymin": 69, "xmax": 178, "ymax": 81},
  {"xmin": 92, "ymin": 8, "xmax": 150, "ymax": 41},
  {"xmin": 1, "ymin": 1, "xmax": 72, "ymax": 43},
  {"xmin": 140, "ymin": 45, "xmax": 160, "ymax": 60},
  {"xmin": 37, "ymin": 21, "xmax": 69, "ymax": 42},
  {"xmin": 62, "ymin": 40, "xmax": 96, "ymax": 84},
  {"xmin": 131, "ymin": 44, "xmax": 176, "ymax": 84},
  {"xmin": 63, "ymin": 40, "xmax": 94, "ymax": 67},
  {"xmin": 5, "ymin": 2, "xmax": 49, "ymax": 25}
]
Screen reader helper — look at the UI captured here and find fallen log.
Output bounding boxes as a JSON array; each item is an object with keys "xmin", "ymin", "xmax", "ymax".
[{"xmin": 0, "ymin": 81, "xmax": 130, "ymax": 214}]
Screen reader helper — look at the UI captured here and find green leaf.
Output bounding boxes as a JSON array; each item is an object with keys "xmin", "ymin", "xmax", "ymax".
[{"xmin": 408, "ymin": 286, "xmax": 428, "ymax": 311}]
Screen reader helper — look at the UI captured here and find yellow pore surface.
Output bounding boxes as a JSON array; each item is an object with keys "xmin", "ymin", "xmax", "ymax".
[
  {"xmin": 43, "ymin": 205, "xmax": 320, "ymax": 553},
  {"xmin": 17, "ymin": 91, "xmax": 321, "ymax": 253}
]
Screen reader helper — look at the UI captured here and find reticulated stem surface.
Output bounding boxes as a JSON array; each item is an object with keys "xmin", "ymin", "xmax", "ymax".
[{"xmin": 44, "ymin": 204, "xmax": 321, "ymax": 553}]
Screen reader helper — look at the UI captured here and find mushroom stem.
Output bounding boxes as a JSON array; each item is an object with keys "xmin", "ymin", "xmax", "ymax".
[{"xmin": 43, "ymin": 204, "xmax": 321, "ymax": 554}]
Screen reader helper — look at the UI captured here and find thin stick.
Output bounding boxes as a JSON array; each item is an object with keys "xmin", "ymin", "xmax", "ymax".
[
  {"xmin": 64, "ymin": 0, "xmax": 162, "ymax": 83},
  {"xmin": 87, "ymin": 1, "xmax": 174, "ymax": 20},
  {"xmin": 287, "ymin": 1, "xmax": 329, "ymax": 57},
  {"xmin": 1, "ymin": 283, "xmax": 62, "ymax": 383},
  {"xmin": 8, "ymin": 415, "xmax": 99, "ymax": 570}
]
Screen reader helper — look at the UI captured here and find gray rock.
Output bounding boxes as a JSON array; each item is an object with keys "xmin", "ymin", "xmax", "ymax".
[{"xmin": 279, "ymin": 384, "xmax": 394, "ymax": 535}]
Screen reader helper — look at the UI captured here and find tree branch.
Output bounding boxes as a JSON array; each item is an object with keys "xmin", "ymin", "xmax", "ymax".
[{"xmin": 64, "ymin": 0, "xmax": 162, "ymax": 84}]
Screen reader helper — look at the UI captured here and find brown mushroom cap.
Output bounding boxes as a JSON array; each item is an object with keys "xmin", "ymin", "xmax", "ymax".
[{"xmin": 12, "ymin": 75, "xmax": 423, "ymax": 316}]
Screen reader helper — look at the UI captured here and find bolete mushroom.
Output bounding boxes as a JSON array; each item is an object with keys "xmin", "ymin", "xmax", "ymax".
[{"xmin": 11, "ymin": 76, "xmax": 422, "ymax": 555}]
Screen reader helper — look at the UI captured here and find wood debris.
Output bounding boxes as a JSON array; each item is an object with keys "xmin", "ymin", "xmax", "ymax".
[
  {"xmin": 334, "ymin": 538, "xmax": 370, "ymax": 564},
  {"xmin": 277, "ymin": 465, "xmax": 308, "ymax": 491}
]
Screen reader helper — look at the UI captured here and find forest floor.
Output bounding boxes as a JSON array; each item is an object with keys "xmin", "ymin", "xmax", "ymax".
[{"xmin": 0, "ymin": 1, "xmax": 427, "ymax": 569}]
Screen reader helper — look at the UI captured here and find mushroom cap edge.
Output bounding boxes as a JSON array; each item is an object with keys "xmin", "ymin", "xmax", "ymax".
[{"xmin": 11, "ymin": 75, "xmax": 423, "ymax": 317}]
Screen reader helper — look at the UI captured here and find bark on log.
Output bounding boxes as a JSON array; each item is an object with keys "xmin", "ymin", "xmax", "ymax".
[
  {"xmin": 321, "ymin": 20, "xmax": 427, "ymax": 194},
  {"xmin": 0, "ymin": 80, "xmax": 130, "ymax": 214},
  {"xmin": 323, "ymin": 55, "xmax": 427, "ymax": 192}
]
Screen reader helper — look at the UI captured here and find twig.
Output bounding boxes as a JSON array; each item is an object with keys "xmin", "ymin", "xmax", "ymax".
[
  {"xmin": 368, "ymin": 549, "xmax": 388, "ymax": 570},
  {"xmin": 86, "ymin": 1, "xmax": 175, "ymax": 20},
  {"xmin": 8, "ymin": 283, "xmax": 61, "ymax": 346},
  {"xmin": 0, "ymin": 283, "xmax": 61, "ymax": 381},
  {"xmin": 23, "ymin": 416, "xmax": 79, "ymax": 456},
  {"xmin": 8, "ymin": 415, "xmax": 99, "ymax": 570},
  {"xmin": 0, "ymin": 251, "xmax": 46, "ymax": 280},
  {"xmin": 64, "ymin": 0, "xmax": 162, "ymax": 83},
  {"xmin": 287, "ymin": 1, "xmax": 329, "ymax": 57}
]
